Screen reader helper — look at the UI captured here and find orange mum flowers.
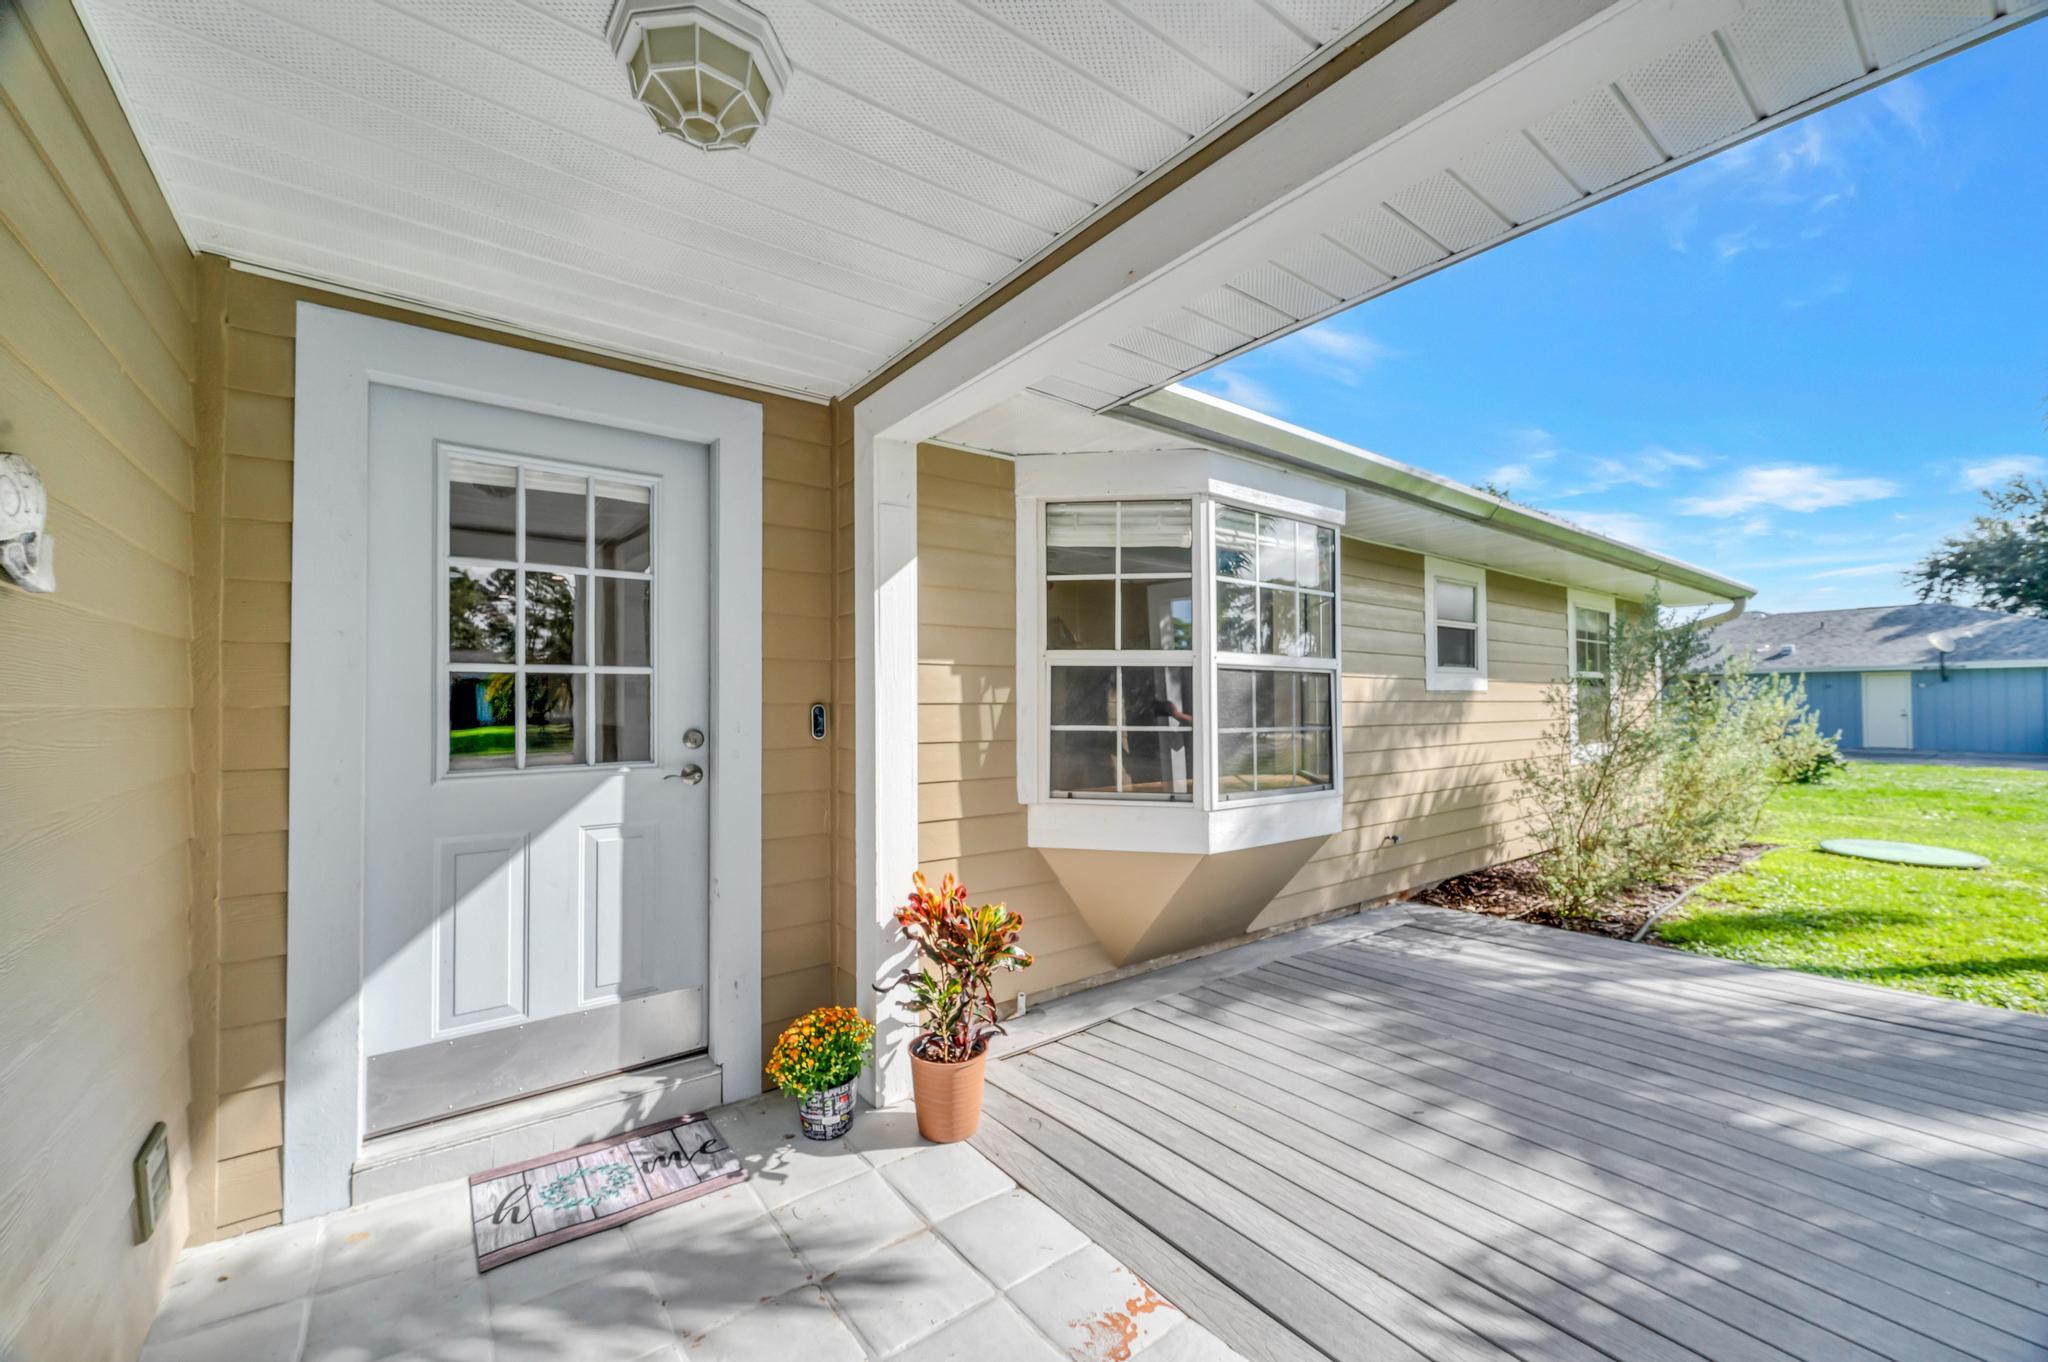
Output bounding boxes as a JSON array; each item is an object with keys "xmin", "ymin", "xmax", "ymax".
[{"xmin": 765, "ymin": 1005, "xmax": 875, "ymax": 1100}]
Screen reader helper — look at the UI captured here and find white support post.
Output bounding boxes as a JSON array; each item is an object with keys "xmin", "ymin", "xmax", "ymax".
[{"xmin": 854, "ymin": 417, "xmax": 920, "ymax": 1108}]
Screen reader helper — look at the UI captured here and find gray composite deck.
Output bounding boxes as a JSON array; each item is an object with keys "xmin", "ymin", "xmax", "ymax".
[{"xmin": 971, "ymin": 906, "xmax": 2048, "ymax": 1362}]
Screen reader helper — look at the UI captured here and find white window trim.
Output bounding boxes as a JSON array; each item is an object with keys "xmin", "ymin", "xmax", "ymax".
[
  {"xmin": 1423, "ymin": 556, "xmax": 1488, "ymax": 693},
  {"xmin": 1567, "ymin": 587, "xmax": 1618, "ymax": 754},
  {"xmin": 1012, "ymin": 451, "xmax": 1347, "ymax": 856},
  {"xmin": 285, "ymin": 305, "xmax": 763, "ymax": 1221}
]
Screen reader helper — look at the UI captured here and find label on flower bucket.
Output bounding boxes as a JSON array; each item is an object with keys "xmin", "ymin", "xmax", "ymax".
[{"xmin": 800, "ymin": 1080, "xmax": 856, "ymax": 1140}]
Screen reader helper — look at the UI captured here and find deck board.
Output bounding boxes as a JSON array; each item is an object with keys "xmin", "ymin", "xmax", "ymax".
[{"xmin": 972, "ymin": 908, "xmax": 2048, "ymax": 1361}]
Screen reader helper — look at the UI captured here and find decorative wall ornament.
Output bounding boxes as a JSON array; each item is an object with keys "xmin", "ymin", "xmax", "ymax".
[
  {"xmin": 607, "ymin": 0, "xmax": 791, "ymax": 152},
  {"xmin": 0, "ymin": 451, "xmax": 55, "ymax": 593}
]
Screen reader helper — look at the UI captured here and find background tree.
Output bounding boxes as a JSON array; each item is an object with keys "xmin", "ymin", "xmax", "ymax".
[{"xmin": 1912, "ymin": 475, "xmax": 2048, "ymax": 617}]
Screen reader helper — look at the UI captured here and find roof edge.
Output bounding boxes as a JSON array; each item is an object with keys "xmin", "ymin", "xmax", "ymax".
[{"xmin": 1114, "ymin": 386, "xmax": 1756, "ymax": 604}]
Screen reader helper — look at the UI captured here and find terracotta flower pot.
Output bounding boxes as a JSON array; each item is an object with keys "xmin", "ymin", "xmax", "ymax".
[{"xmin": 909, "ymin": 1042, "xmax": 988, "ymax": 1143}]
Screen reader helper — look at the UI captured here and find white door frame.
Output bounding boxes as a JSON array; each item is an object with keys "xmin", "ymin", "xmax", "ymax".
[
  {"xmin": 1861, "ymin": 671, "xmax": 1915, "ymax": 750},
  {"xmin": 285, "ymin": 304, "xmax": 763, "ymax": 1220}
]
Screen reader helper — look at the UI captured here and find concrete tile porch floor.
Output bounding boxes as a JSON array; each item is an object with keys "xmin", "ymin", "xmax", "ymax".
[{"xmin": 141, "ymin": 1093, "xmax": 1242, "ymax": 1362}]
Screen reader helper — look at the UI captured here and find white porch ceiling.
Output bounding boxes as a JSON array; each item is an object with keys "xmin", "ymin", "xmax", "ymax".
[
  {"xmin": 1024, "ymin": 0, "xmax": 2045, "ymax": 414},
  {"xmin": 70, "ymin": 0, "xmax": 1403, "ymax": 398}
]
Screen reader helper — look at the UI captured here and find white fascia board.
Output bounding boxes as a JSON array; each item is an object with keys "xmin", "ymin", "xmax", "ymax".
[
  {"xmin": 857, "ymin": 0, "xmax": 1631, "ymax": 447},
  {"xmin": 1013, "ymin": 448, "xmax": 1346, "ymax": 525}
]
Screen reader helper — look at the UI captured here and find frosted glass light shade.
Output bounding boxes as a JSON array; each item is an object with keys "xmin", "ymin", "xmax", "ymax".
[{"xmin": 608, "ymin": 0, "xmax": 791, "ymax": 152}]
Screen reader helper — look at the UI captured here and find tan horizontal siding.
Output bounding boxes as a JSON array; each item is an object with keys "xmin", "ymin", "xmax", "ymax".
[
  {"xmin": 912, "ymin": 446, "xmax": 1096, "ymax": 1001},
  {"xmin": 176, "ymin": 265, "xmax": 842, "ymax": 1247},
  {"xmin": 0, "ymin": 3, "xmax": 198, "ymax": 1356}
]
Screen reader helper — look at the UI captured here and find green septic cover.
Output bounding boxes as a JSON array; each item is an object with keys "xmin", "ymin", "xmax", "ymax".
[{"xmin": 1818, "ymin": 838, "xmax": 1990, "ymax": 869}]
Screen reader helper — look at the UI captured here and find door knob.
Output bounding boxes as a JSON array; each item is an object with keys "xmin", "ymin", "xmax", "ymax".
[{"xmin": 668, "ymin": 764, "xmax": 705, "ymax": 784}]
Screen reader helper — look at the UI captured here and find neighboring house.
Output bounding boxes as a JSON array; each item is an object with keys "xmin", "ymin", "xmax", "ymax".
[
  {"xmin": 6, "ymin": 0, "xmax": 2033, "ymax": 1355},
  {"xmin": 1710, "ymin": 603, "xmax": 2048, "ymax": 755}
]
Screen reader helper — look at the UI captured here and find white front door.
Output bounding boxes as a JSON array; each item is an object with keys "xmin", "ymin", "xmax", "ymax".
[
  {"xmin": 360, "ymin": 385, "xmax": 711, "ymax": 1135},
  {"xmin": 1862, "ymin": 671, "xmax": 1914, "ymax": 749}
]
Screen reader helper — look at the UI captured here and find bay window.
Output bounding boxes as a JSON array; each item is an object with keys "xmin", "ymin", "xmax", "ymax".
[{"xmin": 1020, "ymin": 452, "xmax": 1345, "ymax": 855}]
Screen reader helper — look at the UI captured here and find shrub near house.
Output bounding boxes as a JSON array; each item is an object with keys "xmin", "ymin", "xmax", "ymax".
[{"xmin": 1509, "ymin": 597, "xmax": 1840, "ymax": 920}]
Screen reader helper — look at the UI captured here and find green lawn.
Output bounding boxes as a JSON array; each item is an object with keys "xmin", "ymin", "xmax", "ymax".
[{"xmin": 1658, "ymin": 762, "xmax": 2048, "ymax": 1013}]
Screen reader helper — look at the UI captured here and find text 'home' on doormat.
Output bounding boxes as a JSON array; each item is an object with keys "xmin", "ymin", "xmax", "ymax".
[{"xmin": 468, "ymin": 1113, "xmax": 744, "ymax": 1271}]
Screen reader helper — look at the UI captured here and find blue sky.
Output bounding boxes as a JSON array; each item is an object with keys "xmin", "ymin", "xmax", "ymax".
[{"xmin": 1184, "ymin": 21, "xmax": 2048, "ymax": 613}]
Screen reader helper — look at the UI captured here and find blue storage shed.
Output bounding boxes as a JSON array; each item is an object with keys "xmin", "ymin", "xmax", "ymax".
[{"xmin": 1708, "ymin": 603, "xmax": 2048, "ymax": 758}]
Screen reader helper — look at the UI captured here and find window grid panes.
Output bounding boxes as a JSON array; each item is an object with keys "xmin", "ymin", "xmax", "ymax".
[
  {"xmin": 1047, "ymin": 665, "xmax": 1195, "ymax": 800},
  {"xmin": 1044, "ymin": 501, "xmax": 1193, "ymax": 653},
  {"xmin": 445, "ymin": 454, "xmax": 655, "ymax": 774},
  {"xmin": 1215, "ymin": 506, "xmax": 1336, "ymax": 659},
  {"xmin": 1573, "ymin": 605, "xmax": 1613, "ymax": 747},
  {"xmin": 1216, "ymin": 668, "xmax": 1335, "ymax": 799}
]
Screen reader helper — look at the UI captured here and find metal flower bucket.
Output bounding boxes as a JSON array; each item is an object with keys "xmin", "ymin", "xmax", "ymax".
[{"xmin": 798, "ymin": 1079, "xmax": 856, "ymax": 1141}]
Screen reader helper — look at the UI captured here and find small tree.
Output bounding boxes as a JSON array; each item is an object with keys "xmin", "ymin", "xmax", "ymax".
[
  {"xmin": 1507, "ymin": 600, "xmax": 1678, "ymax": 918},
  {"xmin": 1911, "ymin": 475, "xmax": 2048, "ymax": 617}
]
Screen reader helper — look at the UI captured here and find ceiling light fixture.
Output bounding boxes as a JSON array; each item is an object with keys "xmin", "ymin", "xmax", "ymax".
[{"xmin": 607, "ymin": 0, "xmax": 791, "ymax": 153}]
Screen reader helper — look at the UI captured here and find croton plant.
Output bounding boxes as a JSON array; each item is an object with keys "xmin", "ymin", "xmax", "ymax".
[{"xmin": 884, "ymin": 871, "xmax": 1033, "ymax": 1064}]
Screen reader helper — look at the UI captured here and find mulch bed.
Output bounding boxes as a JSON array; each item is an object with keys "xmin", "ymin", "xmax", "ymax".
[{"xmin": 1414, "ymin": 844, "xmax": 1775, "ymax": 941}]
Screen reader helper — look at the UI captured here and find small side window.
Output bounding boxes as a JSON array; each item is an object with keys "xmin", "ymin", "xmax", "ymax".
[
  {"xmin": 1423, "ymin": 557, "xmax": 1487, "ymax": 692},
  {"xmin": 1568, "ymin": 592, "xmax": 1617, "ymax": 751}
]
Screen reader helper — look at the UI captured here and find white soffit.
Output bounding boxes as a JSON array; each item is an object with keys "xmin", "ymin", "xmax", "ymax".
[
  {"xmin": 1025, "ymin": 0, "xmax": 2046, "ymax": 414},
  {"xmin": 69, "ymin": 0, "xmax": 1404, "ymax": 399}
]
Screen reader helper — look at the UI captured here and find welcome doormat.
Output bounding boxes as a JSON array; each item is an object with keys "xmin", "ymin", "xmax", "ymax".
[{"xmin": 468, "ymin": 1113, "xmax": 745, "ymax": 1271}]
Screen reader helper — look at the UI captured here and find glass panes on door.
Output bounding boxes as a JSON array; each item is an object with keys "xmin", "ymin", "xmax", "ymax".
[
  {"xmin": 445, "ymin": 454, "xmax": 656, "ymax": 773},
  {"xmin": 1216, "ymin": 668, "xmax": 1335, "ymax": 798},
  {"xmin": 1215, "ymin": 507, "xmax": 1336, "ymax": 658}
]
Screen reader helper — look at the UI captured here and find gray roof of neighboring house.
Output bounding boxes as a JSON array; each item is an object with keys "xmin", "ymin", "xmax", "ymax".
[{"xmin": 1708, "ymin": 603, "xmax": 2048, "ymax": 672}]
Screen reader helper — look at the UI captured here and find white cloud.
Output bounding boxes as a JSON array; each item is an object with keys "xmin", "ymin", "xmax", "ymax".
[
  {"xmin": 1961, "ymin": 455, "xmax": 2047, "ymax": 490},
  {"xmin": 1713, "ymin": 225, "xmax": 1762, "ymax": 262},
  {"xmin": 1811, "ymin": 562, "xmax": 1911, "ymax": 580},
  {"xmin": 1562, "ymin": 509, "xmax": 1664, "ymax": 549},
  {"xmin": 1186, "ymin": 370, "xmax": 1285, "ymax": 416},
  {"xmin": 1771, "ymin": 122, "xmax": 1831, "ymax": 177},
  {"xmin": 1483, "ymin": 462, "xmax": 1540, "ymax": 490},
  {"xmin": 1555, "ymin": 444, "xmax": 1710, "ymax": 496},
  {"xmin": 1877, "ymin": 78, "xmax": 1929, "ymax": 142},
  {"xmin": 1267, "ymin": 323, "xmax": 1393, "ymax": 384},
  {"xmin": 1784, "ymin": 271, "xmax": 1852, "ymax": 310},
  {"xmin": 1678, "ymin": 464, "xmax": 1899, "ymax": 517}
]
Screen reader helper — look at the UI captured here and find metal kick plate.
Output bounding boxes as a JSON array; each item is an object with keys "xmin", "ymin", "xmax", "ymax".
[{"xmin": 364, "ymin": 987, "xmax": 706, "ymax": 1136}]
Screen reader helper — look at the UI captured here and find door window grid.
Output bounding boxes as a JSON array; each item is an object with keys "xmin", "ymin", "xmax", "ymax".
[{"xmin": 443, "ymin": 453, "xmax": 657, "ymax": 774}]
